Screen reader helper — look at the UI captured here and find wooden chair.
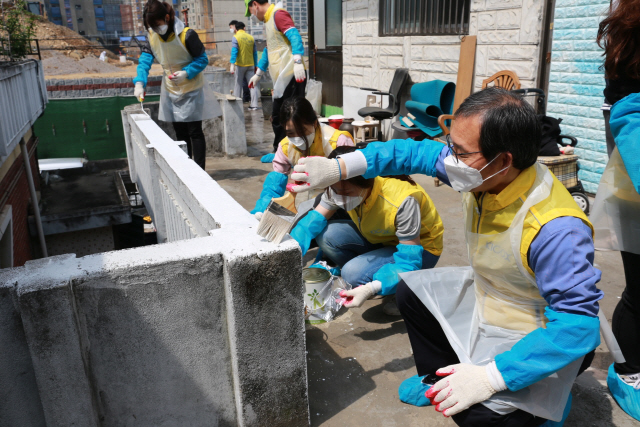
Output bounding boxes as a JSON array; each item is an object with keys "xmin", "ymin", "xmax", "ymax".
[
  {"xmin": 437, "ymin": 114, "xmax": 454, "ymax": 136},
  {"xmin": 481, "ymin": 71, "xmax": 521, "ymax": 90}
]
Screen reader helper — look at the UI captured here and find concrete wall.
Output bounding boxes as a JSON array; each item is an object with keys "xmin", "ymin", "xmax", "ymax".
[
  {"xmin": 0, "ymin": 114, "xmax": 308, "ymax": 425},
  {"xmin": 341, "ymin": 0, "xmax": 547, "ymax": 120},
  {"xmin": 547, "ymin": 0, "xmax": 609, "ymax": 193}
]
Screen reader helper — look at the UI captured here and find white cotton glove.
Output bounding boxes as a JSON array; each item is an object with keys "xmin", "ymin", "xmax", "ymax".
[
  {"xmin": 294, "ymin": 62, "xmax": 306, "ymax": 83},
  {"xmin": 169, "ymin": 70, "xmax": 188, "ymax": 84},
  {"xmin": 134, "ymin": 82, "xmax": 145, "ymax": 102},
  {"xmin": 290, "ymin": 156, "xmax": 341, "ymax": 193},
  {"xmin": 339, "ymin": 281, "xmax": 381, "ymax": 308},
  {"xmin": 248, "ymin": 71, "xmax": 262, "ymax": 89},
  {"xmin": 230, "ymin": 64, "xmax": 235, "ymax": 74},
  {"xmin": 426, "ymin": 363, "xmax": 506, "ymax": 417}
]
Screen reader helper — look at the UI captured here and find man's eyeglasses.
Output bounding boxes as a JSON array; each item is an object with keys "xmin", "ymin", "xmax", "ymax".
[{"xmin": 445, "ymin": 134, "xmax": 482, "ymax": 162}]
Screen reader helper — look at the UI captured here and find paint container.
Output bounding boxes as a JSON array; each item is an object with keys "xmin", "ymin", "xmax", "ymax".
[{"xmin": 303, "ymin": 267, "xmax": 334, "ymax": 324}]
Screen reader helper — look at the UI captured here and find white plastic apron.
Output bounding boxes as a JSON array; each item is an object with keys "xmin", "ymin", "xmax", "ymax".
[
  {"xmin": 401, "ymin": 164, "xmax": 582, "ymax": 421},
  {"xmin": 149, "ymin": 18, "xmax": 220, "ymax": 122},
  {"xmin": 590, "ymin": 147, "xmax": 640, "ymax": 255},
  {"xmin": 265, "ymin": 3, "xmax": 295, "ymax": 99}
]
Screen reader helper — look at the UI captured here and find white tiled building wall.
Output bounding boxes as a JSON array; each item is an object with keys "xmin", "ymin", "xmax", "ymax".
[{"xmin": 341, "ymin": 0, "xmax": 547, "ymax": 119}]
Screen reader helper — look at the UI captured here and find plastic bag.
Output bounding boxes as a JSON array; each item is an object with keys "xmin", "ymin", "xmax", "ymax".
[
  {"xmin": 304, "ymin": 262, "xmax": 351, "ymax": 323},
  {"xmin": 306, "ymin": 79, "xmax": 323, "ymax": 115}
]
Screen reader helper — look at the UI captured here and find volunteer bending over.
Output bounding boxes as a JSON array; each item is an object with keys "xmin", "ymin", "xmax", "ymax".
[
  {"xmin": 133, "ymin": 0, "xmax": 219, "ymax": 170},
  {"xmin": 290, "ymin": 88, "xmax": 603, "ymax": 426},
  {"xmin": 251, "ymin": 97, "xmax": 354, "ymax": 215},
  {"xmin": 290, "ymin": 146, "xmax": 443, "ymax": 315}
]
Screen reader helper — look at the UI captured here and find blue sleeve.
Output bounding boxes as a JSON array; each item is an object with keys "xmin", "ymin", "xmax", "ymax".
[
  {"xmin": 253, "ymin": 44, "xmax": 258, "ymax": 67},
  {"xmin": 290, "ymin": 210, "xmax": 328, "ymax": 256},
  {"xmin": 250, "ymin": 171, "xmax": 288, "ymax": 214},
  {"xmin": 133, "ymin": 51, "xmax": 154, "ymax": 87},
  {"xmin": 258, "ymin": 47, "xmax": 269, "ymax": 72},
  {"xmin": 284, "ymin": 27, "xmax": 304, "ymax": 56},
  {"xmin": 609, "ymin": 92, "xmax": 640, "ymax": 193},
  {"xmin": 529, "ymin": 217, "xmax": 603, "ymax": 317},
  {"xmin": 230, "ymin": 37, "xmax": 238, "ymax": 64},
  {"xmin": 361, "ymin": 139, "xmax": 447, "ymax": 179},
  {"xmin": 373, "ymin": 244, "xmax": 424, "ymax": 295},
  {"xmin": 495, "ymin": 307, "xmax": 600, "ymax": 391},
  {"xmin": 183, "ymin": 51, "xmax": 209, "ymax": 80}
]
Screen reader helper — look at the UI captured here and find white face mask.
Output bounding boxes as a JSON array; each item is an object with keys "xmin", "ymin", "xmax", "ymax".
[
  {"xmin": 154, "ymin": 24, "xmax": 168, "ymax": 35},
  {"xmin": 230, "ymin": 27, "xmax": 235, "ymax": 33},
  {"xmin": 444, "ymin": 154, "xmax": 510, "ymax": 192},
  {"xmin": 289, "ymin": 130, "xmax": 316, "ymax": 149},
  {"xmin": 328, "ymin": 188, "xmax": 364, "ymax": 211}
]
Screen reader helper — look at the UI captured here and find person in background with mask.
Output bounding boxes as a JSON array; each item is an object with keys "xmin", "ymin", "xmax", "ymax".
[
  {"xmin": 289, "ymin": 146, "xmax": 443, "ymax": 316},
  {"xmin": 244, "ymin": 0, "xmax": 307, "ymax": 152},
  {"xmin": 591, "ymin": 0, "xmax": 640, "ymax": 421},
  {"xmin": 251, "ymin": 97, "xmax": 354, "ymax": 215},
  {"xmin": 134, "ymin": 0, "xmax": 220, "ymax": 170},
  {"xmin": 229, "ymin": 20, "xmax": 259, "ymax": 110},
  {"xmin": 289, "ymin": 88, "xmax": 603, "ymax": 426}
]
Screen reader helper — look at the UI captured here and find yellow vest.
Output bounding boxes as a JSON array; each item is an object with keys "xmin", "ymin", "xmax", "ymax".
[
  {"xmin": 280, "ymin": 124, "xmax": 353, "ymax": 166},
  {"xmin": 233, "ymin": 30, "xmax": 255, "ymax": 67},
  {"xmin": 468, "ymin": 164, "xmax": 592, "ymax": 331},
  {"xmin": 348, "ymin": 177, "xmax": 444, "ymax": 257}
]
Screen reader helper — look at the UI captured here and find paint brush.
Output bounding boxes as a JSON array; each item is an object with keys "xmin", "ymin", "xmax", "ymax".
[{"xmin": 256, "ymin": 192, "xmax": 297, "ymax": 244}]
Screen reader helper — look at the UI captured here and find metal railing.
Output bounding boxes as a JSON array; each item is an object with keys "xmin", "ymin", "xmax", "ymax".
[
  {"xmin": 0, "ymin": 59, "xmax": 47, "ymax": 158},
  {"xmin": 121, "ymin": 111, "xmax": 256, "ymax": 243}
]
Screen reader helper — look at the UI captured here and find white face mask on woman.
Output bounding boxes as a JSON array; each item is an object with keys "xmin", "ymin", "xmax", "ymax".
[
  {"xmin": 154, "ymin": 24, "xmax": 169, "ymax": 35},
  {"xmin": 443, "ymin": 154, "xmax": 510, "ymax": 192},
  {"xmin": 328, "ymin": 188, "xmax": 365, "ymax": 211},
  {"xmin": 289, "ymin": 130, "xmax": 316, "ymax": 149}
]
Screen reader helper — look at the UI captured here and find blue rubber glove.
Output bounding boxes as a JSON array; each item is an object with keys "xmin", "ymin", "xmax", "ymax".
[
  {"xmin": 250, "ymin": 171, "xmax": 288, "ymax": 214},
  {"xmin": 183, "ymin": 51, "xmax": 209, "ymax": 80},
  {"xmin": 361, "ymin": 139, "xmax": 445, "ymax": 179},
  {"xmin": 261, "ymin": 153, "xmax": 275, "ymax": 163},
  {"xmin": 257, "ymin": 47, "xmax": 269, "ymax": 72},
  {"xmin": 133, "ymin": 51, "xmax": 154, "ymax": 87},
  {"xmin": 495, "ymin": 307, "xmax": 600, "ymax": 392},
  {"xmin": 290, "ymin": 210, "xmax": 328, "ymax": 256},
  {"xmin": 373, "ymin": 244, "xmax": 424, "ymax": 295},
  {"xmin": 609, "ymin": 92, "xmax": 640, "ymax": 193}
]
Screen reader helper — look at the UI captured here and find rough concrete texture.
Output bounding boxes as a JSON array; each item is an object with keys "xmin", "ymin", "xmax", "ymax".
[
  {"xmin": 206, "ymin": 116, "xmax": 639, "ymax": 426},
  {"xmin": 0, "ymin": 281, "xmax": 46, "ymax": 427},
  {"xmin": 0, "ymin": 227, "xmax": 308, "ymax": 427}
]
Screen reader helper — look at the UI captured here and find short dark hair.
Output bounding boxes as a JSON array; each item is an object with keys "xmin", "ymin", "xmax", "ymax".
[
  {"xmin": 229, "ymin": 20, "xmax": 238, "ymax": 26},
  {"xmin": 455, "ymin": 87, "xmax": 541, "ymax": 170},
  {"xmin": 252, "ymin": 0, "xmax": 269, "ymax": 5},
  {"xmin": 235, "ymin": 21, "xmax": 245, "ymax": 30},
  {"xmin": 143, "ymin": 0, "xmax": 174, "ymax": 31},
  {"xmin": 279, "ymin": 96, "xmax": 318, "ymax": 156}
]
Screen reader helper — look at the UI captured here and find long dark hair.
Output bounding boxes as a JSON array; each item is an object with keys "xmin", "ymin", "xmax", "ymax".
[
  {"xmin": 143, "ymin": 0, "xmax": 175, "ymax": 32},
  {"xmin": 327, "ymin": 146, "xmax": 416, "ymax": 189},
  {"xmin": 597, "ymin": 0, "xmax": 640, "ymax": 80},
  {"xmin": 279, "ymin": 97, "xmax": 318, "ymax": 156}
]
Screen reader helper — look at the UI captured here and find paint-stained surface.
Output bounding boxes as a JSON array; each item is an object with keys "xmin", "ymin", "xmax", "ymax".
[{"xmin": 547, "ymin": 0, "xmax": 610, "ymax": 194}]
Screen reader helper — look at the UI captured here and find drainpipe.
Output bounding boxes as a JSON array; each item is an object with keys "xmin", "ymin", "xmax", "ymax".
[{"xmin": 20, "ymin": 139, "xmax": 48, "ymax": 258}]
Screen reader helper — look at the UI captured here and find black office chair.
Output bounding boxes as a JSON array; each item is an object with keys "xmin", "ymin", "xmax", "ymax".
[{"xmin": 357, "ymin": 68, "xmax": 410, "ymax": 140}]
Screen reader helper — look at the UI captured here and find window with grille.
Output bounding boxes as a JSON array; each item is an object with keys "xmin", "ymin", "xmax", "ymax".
[{"xmin": 379, "ymin": 0, "xmax": 470, "ymax": 36}]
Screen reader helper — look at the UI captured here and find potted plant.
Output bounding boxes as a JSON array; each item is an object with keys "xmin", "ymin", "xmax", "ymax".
[{"xmin": 0, "ymin": 0, "xmax": 37, "ymax": 60}]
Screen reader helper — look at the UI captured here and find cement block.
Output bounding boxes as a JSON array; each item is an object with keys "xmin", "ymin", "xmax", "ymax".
[
  {"xmin": 215, "ymin": 92, "xmax": 248, "ymax": 156},
  {"xmin": 0, "ymin": 278, "xmax": 46, "ymax": 427}
]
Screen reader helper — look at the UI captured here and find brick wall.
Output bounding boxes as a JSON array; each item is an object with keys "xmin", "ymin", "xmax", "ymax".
[
  {"xmin": 342, "ymin": 0, "xmax": 546, "ymax": 119},
  {"xmin": 547, "ymin": 0, "xmax": 609, "ymax": 194},
  {"xmin": 0, "ymin": 137, "xmax": 40, "ymax": 267},
  {"xmin": 45, "ymin": 76, "xmax": 162, "ymax": 99}
]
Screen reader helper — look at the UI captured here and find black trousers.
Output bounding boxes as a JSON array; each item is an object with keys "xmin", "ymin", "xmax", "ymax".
[
  {"xmin": 172, "ymin": 121, "xmax": 206, "ymax": 170},
  {"xmin": 271, "ymin": 78, "xmax": 307, "ymax": 152},
  {"xmin": 242, "ymin": 76, "xmax": 251, "ymax": 102},
  {"xmin": 396, "ymin": 281, "xmax": 595, "ymax": 427},
  {"xmin": 613, "ymin": 251, "xmax": 640, "ymax": 374}
]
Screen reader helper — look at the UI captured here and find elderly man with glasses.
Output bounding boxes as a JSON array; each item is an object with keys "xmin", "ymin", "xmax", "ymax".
[{"xmin": 288, "ymin": 87, "xmax": 604, "ymax": 427}]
